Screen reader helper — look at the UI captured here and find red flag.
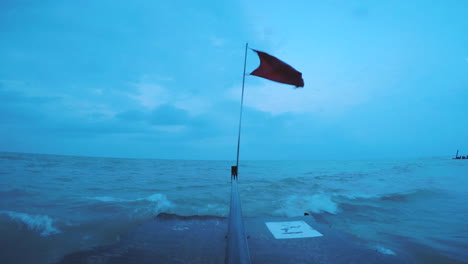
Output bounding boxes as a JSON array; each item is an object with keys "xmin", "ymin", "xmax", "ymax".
[{"xmin": 250, "ymin": 49, "xmax": 304, "ymax": 88}]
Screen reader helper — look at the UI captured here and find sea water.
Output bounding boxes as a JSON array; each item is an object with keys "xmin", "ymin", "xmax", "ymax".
[{"xmin": 0, "ymin": 152, "xmax": 467, "ymax": 263}]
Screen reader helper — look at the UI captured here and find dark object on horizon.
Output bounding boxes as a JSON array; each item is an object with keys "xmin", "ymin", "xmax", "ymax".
[
  {"xmin": 250, "ymin": 49, "xmax": 304, "ymax": 88},
  {"xmin": 453, "ymin": 150, "xmax": 468, "ymax": 159}
]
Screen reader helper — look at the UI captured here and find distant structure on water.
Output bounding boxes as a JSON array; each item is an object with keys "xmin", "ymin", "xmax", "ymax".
[{"xmin": 453, "ymin": 150, "xmax": 468, "ymax": 159}]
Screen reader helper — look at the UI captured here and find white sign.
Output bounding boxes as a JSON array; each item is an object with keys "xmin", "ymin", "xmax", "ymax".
[{"xmin": 265, "ymin": 221, "xmax": 323, "ymax": 239}]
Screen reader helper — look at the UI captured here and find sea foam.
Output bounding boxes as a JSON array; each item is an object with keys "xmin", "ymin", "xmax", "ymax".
[
  {"xmin": 0, "ymin": 210, "xmax": 61, "ymax": 236},
  {"xmin": 144, "ymin": 193, "xmax": 172, "ymax": 215},
  {"xmin": 374, "ymin": 245, "xmax": 396, "ymax": 256},
  {"xmin": 93, "ymin": 196, "xmax": 128, "ymax": 202},
  {"xmin": 274, "ymin": 193, "xmax": 339, "ymax": 217},
  {"xmin": 91, "ymin": 193, "xmax": 172, "ymax": 216}
]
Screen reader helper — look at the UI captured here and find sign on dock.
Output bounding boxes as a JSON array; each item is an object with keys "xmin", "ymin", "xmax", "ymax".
[{"xmin": 265, "ymin": 221, "xmax": 323, "ymax": 239}]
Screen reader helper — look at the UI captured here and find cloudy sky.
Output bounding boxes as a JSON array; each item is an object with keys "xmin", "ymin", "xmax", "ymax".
[{"xmin": 1, "ymin": 0, "xmax": 467, "ymax": 160}]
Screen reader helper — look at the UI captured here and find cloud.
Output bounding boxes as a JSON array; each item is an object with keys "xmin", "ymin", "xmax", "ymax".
[
  {"xmin": 0, "ymin": 86, "xmax": 62, "ymax": 123},
  {"xmin": 93, "ymin": 89, "xmax": 103, "ymax": 95},
  {"xmin": 173, "ymin": 95, "xmax": 211, "ymax": 116},
  {"xmin": 0, "ymin": 81, "xmax": 62, "ymax": 103},
  {"xmin": 151, "ymin": 125, "xmax": 186, "ymax": 133},
  {"xmin": 129, "ymin": 82, "xmax": 170, "ymax": 110},
  {"xmin": 150, "ymin": 104, "xmax": 190, "ymax": 126},
  {"xmin": 128, "ymin": 78, "xmax": 212, "ymax": 116},
  {"xmin": 115, "ymin": 110, "xmax": 146, "ymax": 122},
  {"xmin": 226, "ymin": 81, "xmax": 371, "ymax": 116},
  {"xmin": 210, "ymin": 35, "xmax": 226, "ymax": 47},
  {"xmin": 0, "ymin": 78, "xmax": 220, "ymax": 142},
  {"xmin": 114, "ymin": 103, "xmax": 225, "ymax": 139}
]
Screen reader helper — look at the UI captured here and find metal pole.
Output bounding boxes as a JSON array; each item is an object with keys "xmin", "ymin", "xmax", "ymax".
[
  {"xmin": 236, "ymin": 42, "xmax": 248, "ymax": 170},
  {"xmin": 225, "ymin": 42, "xmax": 252, "ymax": 264},
  {"xmin": 225, "ymin": 178, "xmax": 252, "ymax": 264}
]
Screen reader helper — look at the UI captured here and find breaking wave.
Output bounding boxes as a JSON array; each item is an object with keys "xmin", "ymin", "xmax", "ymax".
[
  {"xmin": 86, "ymin": 188, "xmax": 439, "ymax": 221},
  {"xmin": 0, "ymin": 210, "xmax": 61, "ymax": 236},
  {"xmin": 374, "ymin": 245, "xmax": 397, "ymax": 256},
  {"xmin": 91, "ymin": 193, "xmax": 172, "ymax": 215},
  {"xmin": 273, "ymin": 193, "xmax": 339, "ymax": 217},
  {"xmin": 270, "ymin": 189, "xmax": 438, "ymax": 218}
]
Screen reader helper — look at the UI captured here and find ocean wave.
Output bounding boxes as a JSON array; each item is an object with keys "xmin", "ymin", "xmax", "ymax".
[
  {"xmin": 0, "ymin": 188, "xmax": 39, "ymax": 198},
  {"xmin": 0, "ymin": 210, "xmax": 61, "ymax": 236},
  {"xmin": 374, "ymin": 245, "xmax": 396, "ymax": 255},
  {"xmin": 270, "ymin": 189, "xmax": 437, "ymax": 218},
  {"xmin": 334, "ymin": 188, "xmax": 438, "ymax": 202},
  {"xmin": 91, "ymin": 193, "xmax": 172, "ymax": 215},
  {"xmin": 143, "ymin": 193, "xmax": 172, "ymax": 215},
  {"xmin": 92, "ymin": 196, "xmax": 130, "ymax": 202},
  {"xmin": 273, "ymin": 193, "xmax": 339, "ymax": 217},
  {"xmin": 88, "ymin": 189, "xmax": 439, "ymax": 220},
  {"xmin": 87, "ymin": 193, "xmax": 230, "ymax": 218},
  {"xmin": 0, "ymin": 154, "xmax": 27, "ymax": 161},
  {"xmin": 389, "ymin": 163, "xmax": 424, "ymax": 174}
]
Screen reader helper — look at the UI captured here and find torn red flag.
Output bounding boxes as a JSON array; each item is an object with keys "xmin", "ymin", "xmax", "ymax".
[{"xmin": 250, "ymin": 49, "xmax": 304, "ymax": 88}]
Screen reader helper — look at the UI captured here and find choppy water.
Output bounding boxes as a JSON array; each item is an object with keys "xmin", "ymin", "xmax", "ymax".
[{"xmin": 0, "ymin": 152, "xmax": 467, "ymax": 263}]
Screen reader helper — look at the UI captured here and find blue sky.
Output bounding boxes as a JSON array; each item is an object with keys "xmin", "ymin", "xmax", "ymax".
[{"xmin": 1, "ymin": 0, "xmax": 467, "ymax": 160}]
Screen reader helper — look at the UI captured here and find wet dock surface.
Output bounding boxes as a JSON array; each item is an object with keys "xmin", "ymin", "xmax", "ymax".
[{"xmin": 57, "ymin": 214, "xmax": 406, "ymax": 264}]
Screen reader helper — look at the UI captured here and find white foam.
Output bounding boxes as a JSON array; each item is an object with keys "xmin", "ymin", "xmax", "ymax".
[
  {"xmin": 172, "ymin": 225, "xmax": 189, "ymax": 231},
  {"xmin": 92, "ymin": 193, "xmax": 172, "ymax": 215},
  {"xmin": 93, "ymin": 196, "xmax": 128, "ymax": 202},
  {"xmin": 333, "ymin": 189, "xmax": 432, "ymax": 204},
  {"xmin": 144, "ymin": 193, "xmax": 172, "ymax": 215},
  {"xmin": 0, "ymin": 210, "xmax": 61, "ymax": 236},
  {"xmin": 274, "ymin": 194, "xmax": 338, "ymax": 217},
  {"xmin": 375, "ymin": 245, "xmax": 396, "ymax": 255},
  {"xmin": 334, "ymin": 193, "xmax": 381, "ymax": 200}
]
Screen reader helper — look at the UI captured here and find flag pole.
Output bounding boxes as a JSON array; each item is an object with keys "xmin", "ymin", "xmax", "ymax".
[
  {"xmin": 234, "ymin": 42, "xmax": 248, "ymax": 178},
  {"xmin": 226, "ymin": 43, "xmax": 251, "ymax": 264}
]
